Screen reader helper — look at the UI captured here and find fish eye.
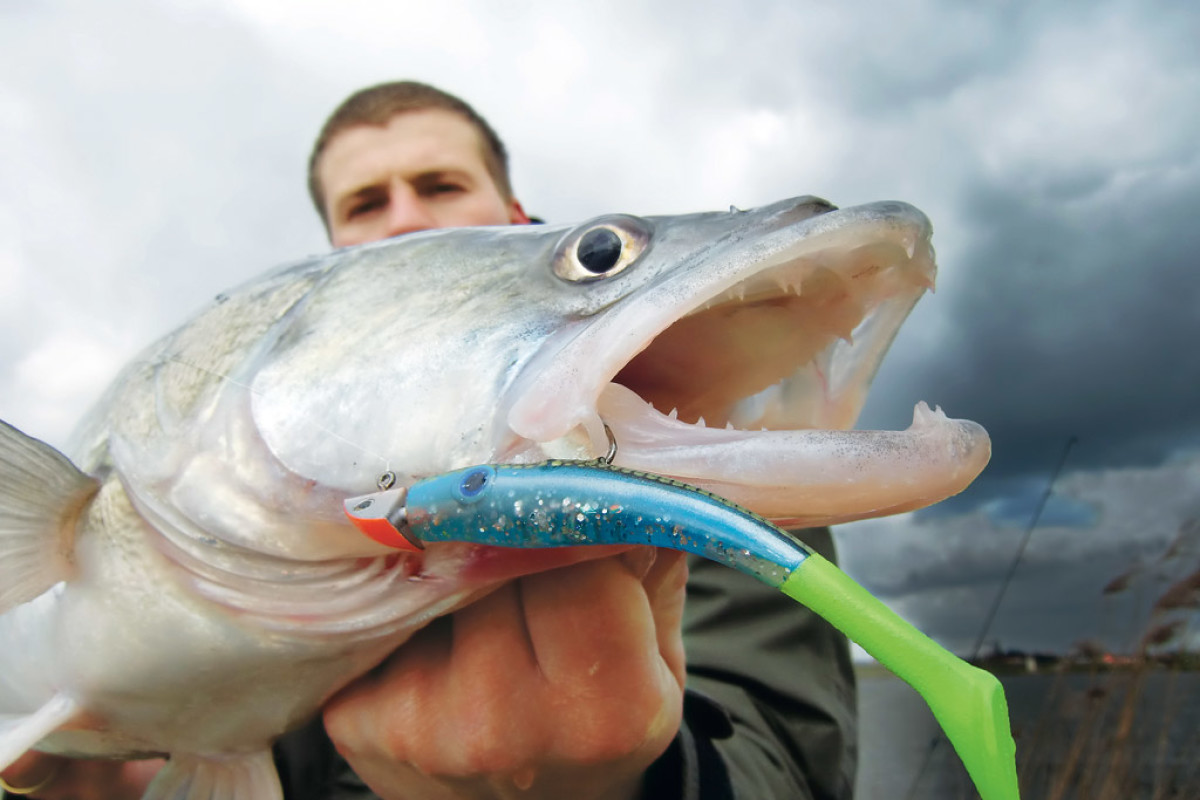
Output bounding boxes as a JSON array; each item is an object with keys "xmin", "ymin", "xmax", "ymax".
[
  {"xmin": 578, "ymin": 228, "xmax": 622, "ymax": 274},
  {"xmin": 553, "ymin": 215, "xmax": 651, "ymax": 283}
]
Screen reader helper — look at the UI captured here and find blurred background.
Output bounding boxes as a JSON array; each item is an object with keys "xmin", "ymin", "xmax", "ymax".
[{"xmin": 3, "ymin": 1, "xmax": 1198, "ymax": 794}]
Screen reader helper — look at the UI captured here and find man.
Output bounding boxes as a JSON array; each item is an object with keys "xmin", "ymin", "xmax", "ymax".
[
  {"xmin": 310, "ymin": 86, "xmax": 531, "ymax": 246},
  {"xmin": 283, "ymin": 81, "xmax": 858, "ymax": 800},
  {"xmin": 0, "ymin": 82, "xmax": 856, "ymax": 800}
]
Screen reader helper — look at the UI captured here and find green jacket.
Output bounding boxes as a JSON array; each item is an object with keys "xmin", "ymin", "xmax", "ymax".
[{"xmin": 273, "ymin": 527, "xmax": 857, "ymax": 799}]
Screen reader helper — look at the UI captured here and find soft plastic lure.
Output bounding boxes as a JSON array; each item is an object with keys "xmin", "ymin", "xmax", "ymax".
[{"xmin": 344, "ymin": 460, "xmax": 1019, "ymax": 800}]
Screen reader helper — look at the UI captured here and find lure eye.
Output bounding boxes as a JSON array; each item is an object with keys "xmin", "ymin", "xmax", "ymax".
[
  {"xmin": 553, "ymin": 215, "xmax": 651, "ymax": 283},
  {"xmin": 456, "ymin": 466, "xmax": 495, "ymax": 503}
]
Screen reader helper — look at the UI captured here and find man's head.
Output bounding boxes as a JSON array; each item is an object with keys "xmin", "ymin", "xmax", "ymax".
[{"xmin": 309, "ymin": 81, "xmax": 530, "ymax": 247}]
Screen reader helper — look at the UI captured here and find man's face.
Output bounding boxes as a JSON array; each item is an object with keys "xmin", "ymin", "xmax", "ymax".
[{"xmin": 318, "ymin": 108, "xmax": 530, "ymax": 247}]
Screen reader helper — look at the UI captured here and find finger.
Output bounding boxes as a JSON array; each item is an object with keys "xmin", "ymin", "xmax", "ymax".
[
  {"xmin": 1, "ymin": 752, "xmax": 65, "ymax": 798},
  {"xmin": 463, "ymin": 543, "xmax": 635, "ymax": 583},
  {"xmin": 640, "ymin": 549, "xmax": 689, "ymax": 689},
  {"xmin": 0, "ymin": 754, "xmax": 161, "ymax": 800},
  {"xmin": 521, "ymin": 556, "xmax": 657, "ymax": 687},
  {"xmin": 449, "ymin": 580, "xmax": 536, "ymax": 678},
  {"xmin": 640, "ymin": 548, "xmax": 688, "ymax": 607},
  {"xmin": 521, "ymin": 557, "xmax": 684, "ymax": 764},
  {"xmin": 324, "ymin": 615, "xmax": 453, "ymax": 761},
  {"xmin": 328, "ymin": 585, "xmax": 549, "ymax": 779},
  {"xmin": 618, "ymin": 546, "xmax": 657, "ymax": 580},
  {"xmin": 439, "ymin": 581, "xmax": 546, "ymax": 772}
]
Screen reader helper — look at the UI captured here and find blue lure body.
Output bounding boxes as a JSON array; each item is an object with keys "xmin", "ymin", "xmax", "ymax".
[{"xmin": 404, "ymin": 462, "xmax": 808, "ymax": 587}]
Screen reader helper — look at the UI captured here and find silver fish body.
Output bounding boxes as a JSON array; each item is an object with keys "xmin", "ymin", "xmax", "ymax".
[{"xmin": 0, "ymin": 196, "xmax": 990, "ymax": 798}]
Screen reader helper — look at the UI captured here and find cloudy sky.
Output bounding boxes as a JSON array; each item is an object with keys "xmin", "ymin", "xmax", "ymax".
[{"xmin": 2, "ymin": 0, "xmax": 1198, "ymax": 656}]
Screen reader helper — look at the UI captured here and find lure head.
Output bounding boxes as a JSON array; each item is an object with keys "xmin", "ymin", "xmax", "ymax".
[
  {"xmin": 343, "ymin": 486, "xmax": 421, "ymax": 551},
  {"xmin": 343, "ymin": 466, "xmax": 500, "ymax": 551}
]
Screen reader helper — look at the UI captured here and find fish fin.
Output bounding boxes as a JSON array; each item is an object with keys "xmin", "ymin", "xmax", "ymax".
[
  {"xmin": 0, "ymin": 420, "xmax": 99, "ymax": 613},
  {"xmin": 0, "ymin": 694, "xmax": 80, "ymax": 771},
  {"xmin": 142, "ymin": 750, "xmax": 282, "ymax": 800}
]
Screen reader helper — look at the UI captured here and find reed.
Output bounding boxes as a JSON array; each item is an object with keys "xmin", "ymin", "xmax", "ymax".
[
  {"xmin": 996, "ymin": 554, "xmax": 1199, "ymax": 799},
  {"xmin": 1007, "ymin": 659, "xmax": 1199, "ymax": 799}
]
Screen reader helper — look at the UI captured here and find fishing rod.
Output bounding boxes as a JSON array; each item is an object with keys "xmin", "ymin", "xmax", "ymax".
[
  {"xmin": 971, "ymin": 435, "xmax": 1079, "ymax": 659},
  {"xmin": 344, "ymin": 458, "xmax": 1021, "ymax": 800}
]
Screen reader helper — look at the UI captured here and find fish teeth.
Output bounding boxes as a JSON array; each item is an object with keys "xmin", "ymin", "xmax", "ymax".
[
  {"xmin": 773, "ymin": 271, "xmax": 803, "ymax": 296},
  {"xmin": 696, "ymin": 415, "xmax": 707, "ymax": 428},
  {"xmin": 911, "ymin": 401, "xmax": 948, "ymax": 427},
  {"xmin": 824, "ymin": 311, "xmax": 859, "ymax": 345},
  {"xmin": 918, "ymin": 265, "xmax": 937, "ymax": 291},
  {"xmin": 668, "ymin": 407, "xmax": 679, "ymax": 420}
]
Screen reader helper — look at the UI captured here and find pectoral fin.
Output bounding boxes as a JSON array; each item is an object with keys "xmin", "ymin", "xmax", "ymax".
[
  {"xmin": 0, "ymin": 420, "xmax": 98, "ymax": 614},
  {"xmin": 0, "ymin": 694, "xmax": 80, "ymax": 771},
  {"xmin": 143, "ymin": 750, "xmax": 283, "ymax": 800}
]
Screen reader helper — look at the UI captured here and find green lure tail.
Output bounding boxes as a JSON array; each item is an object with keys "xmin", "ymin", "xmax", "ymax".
[
  {"xmin": 782, "ymin": 555, "xmax": 1018, "ymax": 800},
  {"xmin": 344, "ymin": 460, "xmax": 1020, "ymax": 800}
]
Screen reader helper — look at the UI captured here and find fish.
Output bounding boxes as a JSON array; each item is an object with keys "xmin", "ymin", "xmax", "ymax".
[{"xmin": 0, "ymin": 195, "xmax": 991, "ymax": 799}]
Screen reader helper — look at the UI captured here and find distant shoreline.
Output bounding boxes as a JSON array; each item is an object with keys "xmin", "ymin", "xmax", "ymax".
[{"xmin": 854, "ymin": 659, "xmax": 1199, "ymax": 679}]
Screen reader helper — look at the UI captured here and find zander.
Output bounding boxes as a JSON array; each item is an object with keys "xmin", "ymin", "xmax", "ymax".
[{"xmin": 0, "ymin": 196, "xmax": 991, "ymax": 798}]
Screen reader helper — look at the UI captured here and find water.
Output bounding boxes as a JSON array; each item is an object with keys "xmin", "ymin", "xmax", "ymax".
[{"xmin": 856, "ymin": 667, "xmax": 1200, "ymax": 799}]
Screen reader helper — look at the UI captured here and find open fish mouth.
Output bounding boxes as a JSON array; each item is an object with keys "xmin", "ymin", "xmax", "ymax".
[{"xmin": 507, "ymin": 198, "xmax": 991, "ymax": 526}]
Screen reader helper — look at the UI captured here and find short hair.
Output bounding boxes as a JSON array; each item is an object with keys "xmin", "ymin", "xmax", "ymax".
[{"xmin": 307, "ymin": 81, "xmax": 514, "ymax": 228}]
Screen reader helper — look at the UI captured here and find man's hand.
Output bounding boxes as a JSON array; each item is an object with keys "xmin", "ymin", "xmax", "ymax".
[
  {"xmin": 0, "ymin": 752, "xmax": 162, "ymax": 800},
  {"xmin": 324, "ymin": 548, "xmax": 689, "ymax": 800}
]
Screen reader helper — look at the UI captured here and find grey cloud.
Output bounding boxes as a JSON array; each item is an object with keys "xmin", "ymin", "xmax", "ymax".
[
  {"xmin": 888, "ymin": 165, "xmax": 1200, "ymax": 481},
  {"xmin": 632, "ymin": 1, "xmax": 1011, "ymax": 115},
  {"xmin": 0, "ymin": 0, "xmax": 331, "ymax": 292},
  {"xmin": 843, "ymin": 0, "xmax": 1200, "ymax": 497},
  {"xmin": 843, "ymin": 519, "xmax": 1179, "ymax": 654},
  {"xmin": 0, "ymin": 0, "xmax": 332, "ymax": 442}
]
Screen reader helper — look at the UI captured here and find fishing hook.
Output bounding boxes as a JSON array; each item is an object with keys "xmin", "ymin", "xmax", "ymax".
[{"xmin": 600, "ymin": 422, "xmax": 618, "ymax": 465}]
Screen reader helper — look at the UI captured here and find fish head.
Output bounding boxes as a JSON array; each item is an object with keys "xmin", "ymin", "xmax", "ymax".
[
  {"xmin": 239, "ymin": 195, "xmax": 988, "ymax": 542},
  {"xmin": 88, "ymin": 195, "xmax": 988, "ymax": 568}
]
